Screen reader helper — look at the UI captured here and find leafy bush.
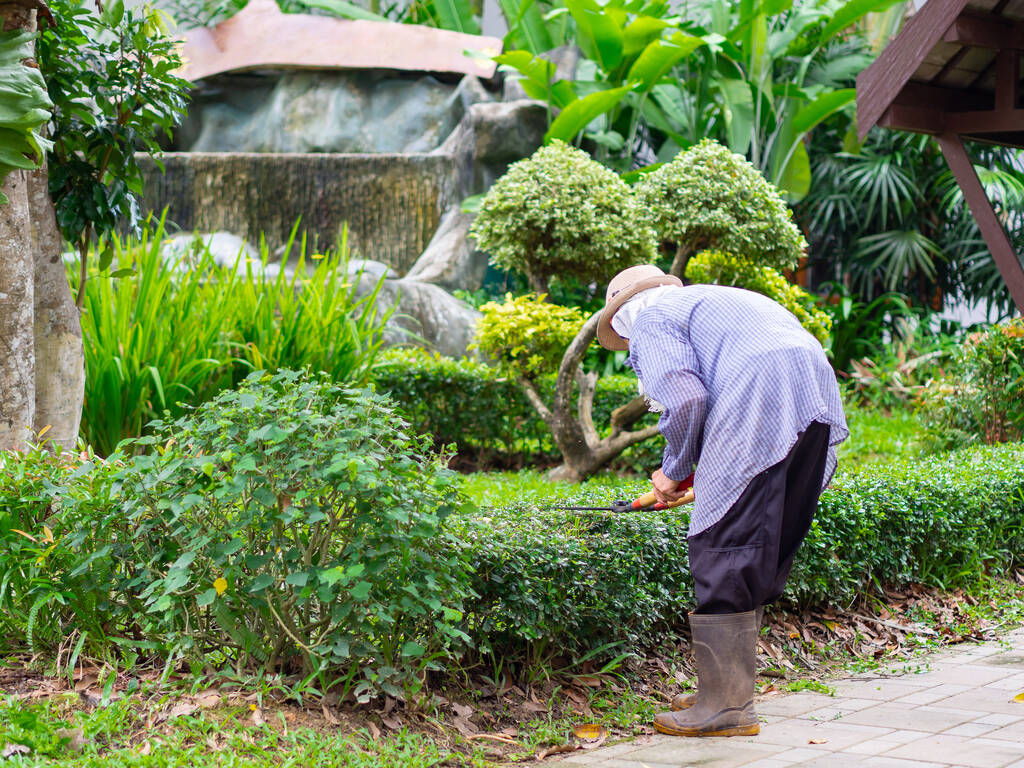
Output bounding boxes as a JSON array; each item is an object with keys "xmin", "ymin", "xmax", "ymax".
[
  {"xmin": 684, "ymin": 250, "xmax": 831, "ymax": 345},
  {"xmin": 372, "ymin": 349, "xmax": 662, "ymax": 470},
  {"xmin": 452, "ymin": 442, "xmax": 1024, "ymax": 659},
  {"xmin": 62, "ymin": 370, "xmax": 475, "ymax": 700},
  {"xmin": 74, "ymin": 220, "xmax": 389, "ymax": 455},
  {"xmin": 0, "ymin": 445, "xmax": 116, "ymax": 654},
  {"xmin": 918, "ymin": 319, "xmax": 1024, "ymax": 448},
  {"xmin": 39, "ymin": 0, "xmax": 190, "ymax": 287},
  {"xmin": 469, "ymin": 140, "xmax": 656, "ymax": 291},
  {"xmin": 635, "ymin": 139, "xmax": 806, "ymax": 273},
  {"xmin": 472, "ymin": 293, "xmax": 586, "ymax": 379}
]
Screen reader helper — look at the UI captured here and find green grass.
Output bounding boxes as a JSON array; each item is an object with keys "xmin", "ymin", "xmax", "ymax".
[
  {"xmin": 839, "ymin": 405, "xmax": 926, "ymax": 468},
  {"xmin": 457, "ymin": 469, "xmax": 643, "ymax": 509},
  {"xmin": 0, "ymin": 694, "xmax": 492, "ymax": 767}
]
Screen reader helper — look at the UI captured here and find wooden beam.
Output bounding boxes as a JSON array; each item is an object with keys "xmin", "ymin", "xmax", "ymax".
[
  {"xmin": 897, "ymin": 80, "xmax": 992, "ymax": 111},
  {"xmin": 878, "ymin": 103, "xmax": 946, "ymax": 135},
  {"xmin": 942, "ymin": 14, "xmax": 1024, "ymax": 50},
  {"xmin": 937, "ymin": 132, "xmax": 1024, "ymax": 313},
  {"xmin": 995, "ymin": 50, "xmax": 1020, "ymax": 111},
  {"xmin": 945, "ymin": 107, "xmax": 1024, "ymax": 133},
  {"xmin": 857, "ymin": 0, "xmax": 971, "ymax": 140}
]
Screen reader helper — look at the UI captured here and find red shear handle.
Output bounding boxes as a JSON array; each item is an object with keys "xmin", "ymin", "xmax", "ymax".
[{"xmin": 632, "ymin": 476, "xmax": 696, "ymax": 510}]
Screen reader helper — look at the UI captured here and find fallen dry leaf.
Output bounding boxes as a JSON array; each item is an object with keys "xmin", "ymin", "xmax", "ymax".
[
  {"xmin": 452, "ymin": 716, "xmax": 479, "ymax": 736},
  {"xmin": 195, "ymin": 691, "xmax": 221, "ymax": 709},
  {"xmin": 138, "ymin": 741, "xmax": 152, "ymax": 756},
  {"xmin": 451, "ymin": 702, "xmax": 474, "ymax": 719},
  {"xmin": 535, "ymin": 743, "xmax": 578, "ymax": 760},
  {"xmin": 54, "ymin": 728, "xmax": 87, "ymax": 752},
  {"xmin": 381, "ymin": 715, "xmax": 402, "ymax": 731},
  {"xmin": 166, "ymin": 701, "xmax": 199, "ymax": 720},
  {"xmin": 1, "ymin": 744, "xmax": 30, "ymax": 759},
  {"xmin": 366, "ymin": 721, "xmax": 381, "ymax": 740},
  {"xmin": 808, "ymin": 738, "xmax": 828, "ymax": 744},
  {"xmin": 321, "ymin": 702, "xmax": 341, "ymax": 725},
  {"xmin": 250, "ymin": 707, "xmax": 265, "ymax": 727},
  {"xmin": 572, "ymin": 723, "xmax": 607, "ymax": 740},
  {"xmin": 521, "ymin": 700, "xmax": 548, "ymax": 714}
]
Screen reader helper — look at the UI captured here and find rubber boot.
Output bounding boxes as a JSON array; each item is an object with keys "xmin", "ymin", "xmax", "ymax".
[
  {"xmin": 670, "ymin": 606, "xmax": 763, "ymax": 711},
  {"xmin": 654, "ymin": 610, "xmax": 760, "ymax": 737}
]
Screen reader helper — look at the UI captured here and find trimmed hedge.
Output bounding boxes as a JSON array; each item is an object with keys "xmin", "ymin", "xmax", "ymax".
[
  {"xmin": 373, "ymin": 349, "xmax": 663, "ymax": 470},
  {"xmin": 450, "ymin": 443, "xmax": 1024, "ymax": 657}
]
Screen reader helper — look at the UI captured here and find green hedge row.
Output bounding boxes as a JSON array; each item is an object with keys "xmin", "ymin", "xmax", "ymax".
[
  {"xmin": 451, "ymin": 443, "xmax": 1024, "ymax": 657},
  {"xmin": 373, "ymin": 349, "xmax": 663, "ymax": 470}
]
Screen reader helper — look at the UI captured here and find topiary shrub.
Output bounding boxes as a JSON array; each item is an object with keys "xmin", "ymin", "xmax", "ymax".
[
  {"xmin": 918, "ymin": 318, "xmax": 1024, "ymax": 448},
  {"xmin": 469, "ymin": 140, "xmax": 656, "ymax": 293},
  {"xmin": 472, "ymin": 293, "xmax": 586, "ymax": 379},
  {"xmin": 685, "ymin": 250, "xmax": 832, "ymax": 346},
  {"xmin": 70, "ymin": 369, "xmax": 474, "ymax": 700},
  {"xmin": 635, "ymin": 139, "xmax": 807, "ymax": 276}
]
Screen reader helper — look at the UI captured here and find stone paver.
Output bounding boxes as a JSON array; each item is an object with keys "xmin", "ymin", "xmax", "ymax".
[{"xmin": 556, "ymin": 627, "xmax": 1024, "ymax": 767}]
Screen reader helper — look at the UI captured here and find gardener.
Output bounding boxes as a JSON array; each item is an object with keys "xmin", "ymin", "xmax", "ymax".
[{"xmin": 597, "ymin": 264, "xmax": 848, "ymax": 738}]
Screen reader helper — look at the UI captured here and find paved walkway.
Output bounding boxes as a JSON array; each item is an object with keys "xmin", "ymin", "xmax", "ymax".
[{"xmin": 560, "ymin": 626, "xmax": 1024, "ymax": 768}]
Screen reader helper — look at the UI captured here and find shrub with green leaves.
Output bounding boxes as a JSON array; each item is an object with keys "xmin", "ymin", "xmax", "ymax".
[
  {"xmin": 66, "ymin": 370, "xmax": 474, "ymax": 700},
  {"xmin": 635, "ymin": 139, "xmax": 806, "ymax": 273},
  {"xmin": 469, "ymin": 140, "xmax": 656, "ymax": 292},
  {"xmin": 685, "ymin": 250, "xmax": 831, "ymax": 345},
  {"xmin": 452, "ymin": 442, "xmax": 1024, "ymax": 659},
  {"xmin": 918, "ymin": 319, "xmax": 1024, "ymax": 448},
  {"xmin": 0, "ymin": 446, "xmax": 115, "ymax": 654},
  {"xmin": 372, "ymin": 348, "xmax": 662, "ymax": 469},
  {"xmin": 472, "ymin": 293, "xmax": 586, "ymax": 379}
]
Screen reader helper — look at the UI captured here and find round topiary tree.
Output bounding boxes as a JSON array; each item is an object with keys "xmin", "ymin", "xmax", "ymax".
[
  {"xmin": 635, "ymin": 139, "xmax": 807, "ymax": 277},
  {"xmin": 469, "ymin": 139, "xmax": 656, "ymax": 294}
]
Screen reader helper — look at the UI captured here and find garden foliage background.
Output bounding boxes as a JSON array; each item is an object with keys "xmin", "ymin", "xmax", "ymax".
[{"xmin": 1, "ymin": 0, "xmax": 1024, "ymax": 715}]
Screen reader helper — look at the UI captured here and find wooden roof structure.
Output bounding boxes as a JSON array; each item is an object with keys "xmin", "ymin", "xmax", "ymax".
[{"xmin": 857, "ymin": 0, "xmax": 1024, "ymax": 313}]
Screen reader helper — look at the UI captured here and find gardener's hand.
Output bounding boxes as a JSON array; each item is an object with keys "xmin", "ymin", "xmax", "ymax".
[{"xmin": 652, "ymin": 468, "xmax": 689, "ymax": 504}]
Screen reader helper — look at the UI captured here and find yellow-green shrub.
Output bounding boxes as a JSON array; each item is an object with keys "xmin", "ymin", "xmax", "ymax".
[
  {"xmin": 472, "ymin": 294, "xmax": 586, "ymax": 379},
  {"xmin": 684, "ymin": 250, "xmax": 831, "ymax": 346}
]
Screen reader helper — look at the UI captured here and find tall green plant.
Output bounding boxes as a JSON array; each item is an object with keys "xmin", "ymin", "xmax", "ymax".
[{"xmin": 73, "ymin": 220, "xmax": 390, "ymax": 455}]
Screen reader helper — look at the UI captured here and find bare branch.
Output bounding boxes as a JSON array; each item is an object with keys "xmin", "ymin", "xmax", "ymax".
[
  {"xmin": 554, "ymin": 310, "xmax": 600, "ymax": 417},
  {"xmin": 609, "ymin": 396, "xmax": 650, "ymax": 436},
  {"xmin": 517, "ymin": 376, "xmax": 555, "ymax": 430},
  {"xmin": 604, "ymin": 423, "xmax": 661, "ymax": 456}
]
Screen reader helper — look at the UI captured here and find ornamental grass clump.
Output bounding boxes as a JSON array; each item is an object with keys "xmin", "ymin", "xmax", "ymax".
[
  {"xmin": 469, "ymin": 139, "xmax": 656, "ymax": 293},
  {"xmin": 635, "ymin": 139, "xmax": 806, "ymax": 276}
]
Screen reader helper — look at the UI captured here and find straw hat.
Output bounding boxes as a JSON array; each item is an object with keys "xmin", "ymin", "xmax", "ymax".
[{"xmin": 597, "ymin": 265, "xmax": 682, "ymax": 351}]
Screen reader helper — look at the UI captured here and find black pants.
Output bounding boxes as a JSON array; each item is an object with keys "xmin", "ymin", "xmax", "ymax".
[{"xmin": 687, "ymin": 421, "xmax": 830, "ymax": 615}]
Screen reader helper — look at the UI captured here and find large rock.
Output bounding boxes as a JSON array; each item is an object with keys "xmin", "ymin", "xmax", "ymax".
[
  {"xmin": 355, "ymin": 274, "xmax": 480, "ymax": 359},
  {"xmin": 178, "ymin": 71, "xmax": 493, "ymax": 155},
  {"xmin": 405, "ymin": 207, "xmax": 488, "ymax": 292}
]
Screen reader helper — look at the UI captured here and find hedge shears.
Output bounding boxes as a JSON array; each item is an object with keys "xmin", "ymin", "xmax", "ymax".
[{"xmin": 548, "ymin": 487, "xmax": 695, "ymax": 513}]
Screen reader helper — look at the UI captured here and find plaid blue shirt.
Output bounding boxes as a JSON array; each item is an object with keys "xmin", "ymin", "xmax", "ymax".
[{"xmin": 628, "ymin": 285, "xmax": 849, "ymax": 537}]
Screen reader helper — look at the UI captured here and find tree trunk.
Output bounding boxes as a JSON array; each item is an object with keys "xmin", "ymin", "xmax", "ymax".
[
  {"xmin": 29, "ymin": 166, "xmax": 84, "ymax": 450},
  {"xmin": 517, "ymin": 310, "xmax": 660, "ymax": 482},
  {"xmin": 668, "ymin": 242, "xmax": 693, "ymax": 279},
  {"xmin": 0, "ymin": 170, "xmax": 36, "ymax": 451}
]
